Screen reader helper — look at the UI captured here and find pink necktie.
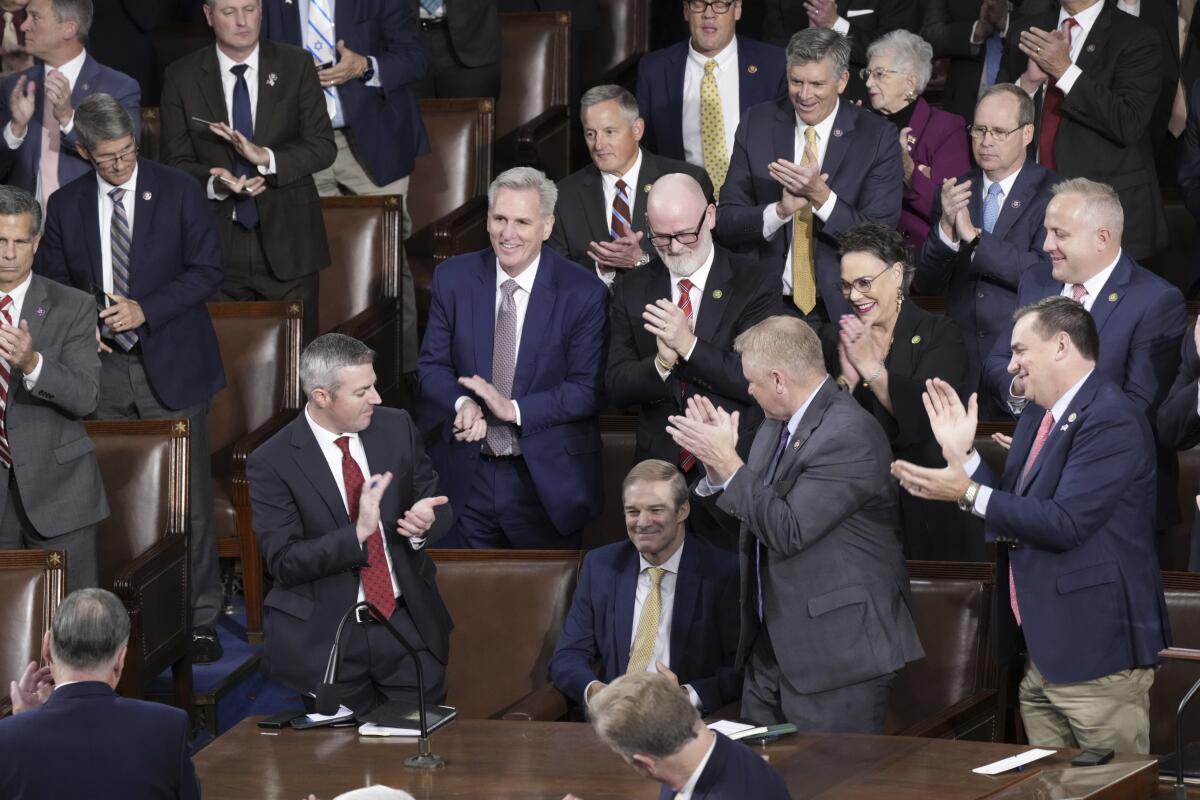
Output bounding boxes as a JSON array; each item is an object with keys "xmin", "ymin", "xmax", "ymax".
[
  {"xmin": 1010, "ymin": 410, "xmax": 1057, "ymax": 625},
  {"xmin": 1070, "ymin": 283, "xmax": 1086, "ymax": 303},
  {"xmin": 38, "ymin": 71, "xmax": 61, "ymax": 207}
]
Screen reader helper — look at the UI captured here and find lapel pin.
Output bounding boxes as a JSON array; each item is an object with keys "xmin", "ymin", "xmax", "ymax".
[
  {"xmin": 1060, "ymin": 424, "xmax": 1069, "ymax": 432},
  {"xmin": 142, "ymin": 191, "xmax": 152, "ymax": 201},
  {"xmin": 747, "ymin": 64, "xmax": 758, "ymax": 74},
  {"xmin": 267, "ymin": 73, "xmax": 278, "ymax": 87},
  {"xmin": 833, "ymin": 128, "xmax": 843, "ymax": 137},
  {"xmin": 643, "ymin": 183, "xmax": 652, "ymax": 193},
  {"xmin": 712, "ymin": 289, "xmax": 723, "ymax": 299},
  {"xmin": 1086, "ymin": 43, "xmax": 1095, "ymax": 53},
  {"xmin": 911, "ymin": 334, "xmax": 921, "ymax": 344},
  {"xmin": 1108, "ymin": 292, "xmax": 1118, "ymax": 302},
  {"xmin": 1067, "ymin": 412, "xmax": 1077, "ymax": 423},
  {"xmin": 1011, "ymin": 199, "xmax": 1021, "ymax": 209},
  {"xmin": 792, "ymin": 440, "xmax": 801, "ymax": 450},
  {"xmin": 34, "ymin": 306, "xmax": 44, "ymax": 317},
  {"xmin": 81, "ymin": 83, "xmax": 89, "ymax": 92}
]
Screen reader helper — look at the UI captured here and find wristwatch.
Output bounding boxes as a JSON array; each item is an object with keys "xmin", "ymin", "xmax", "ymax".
[
  {"xmin": 957, "ymin": 481, "xmax": 981, "ymax": 512},
  {"xmin": 964, "ymin": 227, "xmax": 982, "ymax": 250},
  {"xmin": 635, "ymin": 252, "xmax": 650, "ymax": 267},
  {"xmin": 359, "ymin": 61, "xmax": 375, "ymax": 83}
]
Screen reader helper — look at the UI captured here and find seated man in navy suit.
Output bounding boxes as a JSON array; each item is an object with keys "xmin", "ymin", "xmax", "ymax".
[
  {"xmin": 0, "ymin": 588, "xmax": 200, "ymax": 798},
  {"xmin": 549, "ymin": 459, "xmax": 740, "ymax": 714},
  {"xmin": 580, "ymin": 671, "xmax": 790, "ymax": 800},
  {"xmin": 893, "ymin": 297, "xmax": 1171, "ymax": 753},
  {"xmin": 635, "ymin": 0, "xmax": 786, "ymax": 195}
]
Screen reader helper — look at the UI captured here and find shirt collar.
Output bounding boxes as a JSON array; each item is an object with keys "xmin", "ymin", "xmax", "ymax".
[
  {"xmin": 981, "ymin": 161, "xmax": 1023, "ymax": 199},
  {"xmin": 303, "ymin": 404, "xmax": 358, "ymax": 450},
  {"xmin": 1058, "ymin": 0, "xmax": 1104, "ymax": 36},
  {"xmin": 1078, "ymin": 249, "xmax": 1122, "ymax": 301},
  {"xmin": 795, "ymin": 100, "xmax": 840, "ymax": 148},
  {"xmin": 601, "ymin": 147, "xmax": 644, "ymax": 186},
  {"xmin": 669, "ymin": 243, "xmax": 715, "ymax": 292},
  {"xmin": 786, "ymin": 376, "xmax": 828, "ymax": 435},
  {"xmin": 2, "ymin": 270, "xmax": 32, "ymax": 312},
  {"xmin": 638, "ymin": 537, "xmax": 685, "ymax": 575},
  {"xmin": 1049, "ymin": 369, "xmax": 1094, "ymax": 422},
  {"xmin": 216, "ymin": 43, "xmax": 260, "ymax": 75},
  {"xmin": 46, "ymin": 47, "xmax": 87, "ymax": 89},
  {"xmin": 496, "ymin": 253, "xmax": 540, "ymax": 296},
  {"xmin": 687, "ymin": 36, "xmax": 738, "ymax": 70},
  {"xmin": 97, "ymin": 164, "xmax": 139, "ymax": 198},
  {"xmin": 677, "ymin": 733, "xmax": 719, "ymax": 799}
]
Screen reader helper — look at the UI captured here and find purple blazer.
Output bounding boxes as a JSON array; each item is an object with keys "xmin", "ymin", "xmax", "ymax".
[{"xmin": 900, "ymin": 97, "xmax": 970, "ymax": 252}]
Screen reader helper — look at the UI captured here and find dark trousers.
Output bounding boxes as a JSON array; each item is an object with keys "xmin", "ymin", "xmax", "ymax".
[
  {"xmin": 92, "ymin": 350, "xmax": 220, "ymax": 629},
  {"xmin": 447, "ymin": 456, "xmax": 580, "ymax": 549},
  {"xmin": 217, "ymin": 224, "xmax": 320, "ymax": 343},
  {"xmin": 0, "ymin": 468, "xmax": 97, "ymax": 592},
  {"xmin": 413, "ymin": 23, "xmax": 501, "ymax": 99}
]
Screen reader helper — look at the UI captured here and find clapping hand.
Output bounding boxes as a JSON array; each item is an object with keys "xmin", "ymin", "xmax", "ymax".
[
  {"xmin": 666, "ymin": 396, "xmax": 741, "ymax": 484},
  {"xmin": 588, "ymin": 220, "xmax": 646, "ymax": 271}
]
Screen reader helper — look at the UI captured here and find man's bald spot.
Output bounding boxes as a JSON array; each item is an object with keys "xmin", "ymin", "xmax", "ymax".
[{"xmin": 646, "ymin": 173, "xmax": 708, "ymax": 226}]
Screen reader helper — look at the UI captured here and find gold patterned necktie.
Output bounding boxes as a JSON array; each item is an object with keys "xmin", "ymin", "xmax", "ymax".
[
  {"xmin": 791, "ymin": 126, "xmax": 819, "ymax": 314},
  {"xmin": 700, "ymin": 59, "xmax": 728, "ymax": 198},
  {"xmin": 626, "ymin": 567, "xmax": 666, "ymax": 675}
]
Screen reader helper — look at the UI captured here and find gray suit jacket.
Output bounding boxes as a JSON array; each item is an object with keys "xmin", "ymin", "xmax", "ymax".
[
  {"xmin": 715, "ymin": 378, "xmax": 922, "ymax": 696},
  {"xmin": 10, "ymin": 274, "xmax": 108, "ymax": 537}
]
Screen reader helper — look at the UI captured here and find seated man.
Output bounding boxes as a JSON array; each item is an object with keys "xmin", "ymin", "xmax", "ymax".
[
  {"xmin": 549, "ymin": 459, "xmax": 741, "ymax": 715},
  {"xmin": 0, "ymin": 588, "xmax": 200, "ymax": 798}
]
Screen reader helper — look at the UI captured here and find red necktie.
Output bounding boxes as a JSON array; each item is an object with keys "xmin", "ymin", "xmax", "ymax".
[
  {"xmin": 0, "ymin": 296, "xmax": 13, "ymax": 468},
  {"xmin": 1038, "ymin": 17, "xmax": 1077, "ymax": 170},
  {"xmin": 334, "ymin": 436, "xmax": 396, "ymax": 619},
  {"xmin": 676, "ymin": 278, "xmax": 697, "ymax": 473},
  {"xmin": 610, "ymin": 179, "xmax": 631, "ymax": 239},
  {"xmin": 1010, "ymin": 410, "xmax": 1056, "ymax": 626}
]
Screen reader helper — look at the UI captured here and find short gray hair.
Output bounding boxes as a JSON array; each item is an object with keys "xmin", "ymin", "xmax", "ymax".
[
  {"xmin": 580, "ymin": 84, "xmax": 640, "ymax": 126},
  {"xmin": 0, "ymin": 185, "xmax": 43, "ymax": 236},
  {"xmin": 589, "ymin": 672, "xmax": 699, "ymax": 760},
  {"xmin": 977, "ymin": 83, "xmax": 1035, "ymax": 127},
  {"xmin": 300, "ymin": 333, "xmax": 376, "ymax": 397},
  {"xmin": 50, "ymin": 589, "xmax": 130, "ymax": 671},
  {"xmin": 487, "ymin": 166, "xmax": 557, "ymax": 218},
  {"xmin": 734, "ymin": 315, "xmax": 826, "ymax": 383},
  {"xmin": 786, "ymin": 27, "xmax": 851, "ymax": 77},
  {"xmin": 51, "ymin": 0, "xmax": 93, "ymax": 42},
  {"xmin": 1051, "ymin": 177, "xmax": 1124, "ymax": 240},
  {"xmin": 74, "ymin": 93, "xmax": 135, "ymax": 153},
  {"xmin": 867, "ymin": 30, "xmax": 933, "ymax": 93}
]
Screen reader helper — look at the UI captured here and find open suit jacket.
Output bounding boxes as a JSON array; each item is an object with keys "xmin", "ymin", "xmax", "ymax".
[
  {"xmin": 549, "ymin": 536, "xmax": 741, "ymax": 714},
  {"xmin": 896, "ymin": 97, "xmax": 971, "ymax": 251},
  {"xmin": 0, "ymin": 55, "xmax": 141, "ymax": 194},
  {"xmin": 159, "ymin": 40, "xmax": 336, "ymax": 280},
  {"xmin": 0, "ymin": 681, "xmax": 199, "ymax": 800},
  {"xmin": 713, "ymin": 379, "xmax": 923, "ymax": 712},
  {"xmin": 657, "ymin": 732, "xmax": 791, "ymax": 800},
  {"xmin": 972, "ymin": 373, "xmax": 1171, "ymax": 683},
  {"xmin": 715, "ymin": 97, "xmax": 903, "ymax": 320},
  {"xmin": 635, "ymin": 35, "xmax": 788, "ymax": 165},
  {"xmin": 1157, "ymin": 331, "xmax": 1200, "ymax": 569},
  {"xmin": 261, "ymin": 0, "xmax": 431, "ymax": 184},
  {"xmin": 247, "ymin": 407, "xmax": 455, "ymax": 694},
  {"xmin": 415, "ymin": 245, "xmax": 608, "ymax": 536}
]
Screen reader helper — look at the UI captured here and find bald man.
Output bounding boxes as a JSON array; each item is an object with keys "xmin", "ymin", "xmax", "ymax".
[{"xmin": 606, "ymin": 173, "xmax": 780, "ymax": 545}]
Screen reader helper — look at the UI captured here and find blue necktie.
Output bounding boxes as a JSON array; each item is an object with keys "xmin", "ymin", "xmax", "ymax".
[
  {"xmin": 420, "ymin": 0, "xmax": 444, "ymax": 15},
  {"xmin": 756, "ymin": 423, "xmax": 793, "ymax": 620},
  {"xmin": 983, "ymin": 33, "xmax": 1003, "ymax": 88},
  {"xmin": 229, "ymin": 63, "xmax": 259, "ymax": 229},
  {"xmin": 982, "ymin": 182, "xmax": 1002, "ymax": 234}
]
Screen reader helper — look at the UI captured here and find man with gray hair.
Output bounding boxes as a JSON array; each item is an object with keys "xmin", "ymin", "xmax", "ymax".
[
  {"xmin": 548, "ymin": 84, "xmax": 712, "ymax": 287},
  {"xmin": 0, "ymin": 0, "xmax": 140, "ymax": 206},
  {"xmin": 0, "ymin": 588, "xmax": 200, "ymax": 798},
  {"xmin": 417, "ymin": 166, "xmax": 607, "ymax": 549},
  {"xmin": 249, "ymin": 332, "xmax": 454, "ymax": 714},
  {"xmin": 716, "ymin": 28, "xmax": 903, "ymax": 327},
  {"xmin": 667, "ymin": 314, "xmax": 922, "ymax": 732}
]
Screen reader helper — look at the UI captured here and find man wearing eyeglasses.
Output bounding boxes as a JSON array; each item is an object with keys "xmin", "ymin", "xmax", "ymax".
[
  {"xmin": 915, "ymin": 82, "xmax": 1055, "ymax": 419},
  {"xmin": 35, "ymin": 93, "xmax": 229, "ymax": 665}
]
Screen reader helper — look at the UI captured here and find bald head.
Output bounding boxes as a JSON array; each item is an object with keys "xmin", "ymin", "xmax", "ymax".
[{"xmin": 645, "ymin": 173, "xmax": 714, "ymax": 278}]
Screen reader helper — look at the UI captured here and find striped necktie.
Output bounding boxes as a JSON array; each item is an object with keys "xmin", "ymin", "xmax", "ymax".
[
  {"xmin": 610, "ymin": 178, "xmax": 631, "ymax": 239},
  {"xmin": 304, "ymin": 0, "xmax": 339, "ymax": 121},
  {"xmin": 0, "ymin": 295, "xmax": 13, "ymax": 468},
  {"xmin": 107, "ymin": 188, "xmax": 139, "ymax": 351}
]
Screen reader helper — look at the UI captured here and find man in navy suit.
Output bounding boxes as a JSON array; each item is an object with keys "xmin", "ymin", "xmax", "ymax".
[
  {"xmin": 36, "ymin": 94, "xmax": 228, "ymax": 663},
  {"xmin": 915, "ymin": 83, "xmax": 1055, "ymax": 418},
  {"xmin": 893, "ymin": 297, "xmax": 1171, "ymax": 753},
  {"xmin": 0, "ymin": 588, "xmax": 200, "ymax": 798},
  {"xmin": 549, "ymin": 459, "xmax": 740, "ymax": 715},
  {"xmin": 417, "ymin": 167, "xmax": 607, "ymax": 549},
  {"xmin": 1158, "ymin": 319, "xmax": 1200, "ymax": 569},
  {"xmin": 715, "ymin": 27, "xmax": 902, "ymax": 326},
  {"xmin": 635, "ymin": 0, "xmax": 786, "ymax": 191},
  {"xmin": 0, "ymin": 0, "xmax": 140, "ymax": 207},
  {"xmin": 584, "ymin": 672, "xmax": 791, "ymax": 800}
]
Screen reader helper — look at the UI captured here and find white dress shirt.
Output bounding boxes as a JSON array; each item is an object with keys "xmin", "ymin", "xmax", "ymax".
[
  {"xmin": 3, "ymin": 48, "xmax": 87, "ymax": 203},
  {"xmin": 207, "ymin": 45, "xmax": 278, "ymax": 201},
  {"xmin": 654, "ymin": 247, "xmax": 714, "ymax": 380},
  {"xmin": 295, "ymin": 0, "xmax": 382, "ymax": 129},
  {"xmin": 1, "ymin": 271, "xmax": 44, "ymax": 389},
  {"xmin": 1045, "ymin": 0, "xmax": 1106, "ymax": 97},
  {"xmin": 676, "ymin": 733, "xmax": 720, "ymax": 800},
  {"xmin": 597, "ymin": 148, "xmax": 646, "ymax": 284},
  {"xmin": 1117, "ymin": 0, "xmax": 1141, "ymax": 16},
  {"xmin": 681, "ymin": 38, "xmax": 740, "ymax": 167},
  {"xmin": 936, "ymin": 165, "xmax": 1023, "ymax": 251},
  {"xmin": 97, "ymin": 165, "xmax": 138, "ymax": 297}
]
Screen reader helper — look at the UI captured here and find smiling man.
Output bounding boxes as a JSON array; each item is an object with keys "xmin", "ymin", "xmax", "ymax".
[
  {"xmin": 417, "ymin": 166, "xmax": 608, "ymax": 549},
  {"xmin": 549, "ymin": 459, "xmax": 740, "ymax": 715}
]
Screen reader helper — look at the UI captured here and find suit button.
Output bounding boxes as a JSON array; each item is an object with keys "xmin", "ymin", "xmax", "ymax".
[
  {"xmin": 979, "ymin": 332, "xmax": 987, "ymax": 338},
  {"xmin": 977, "ymin": 293, "xmax": 984, "ymax": 299}
]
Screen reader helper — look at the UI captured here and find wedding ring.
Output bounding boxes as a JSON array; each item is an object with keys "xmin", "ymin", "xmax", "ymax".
[{"xmin": 1036, "ymin": 46, "xmax": 1042, "ymax": 54}]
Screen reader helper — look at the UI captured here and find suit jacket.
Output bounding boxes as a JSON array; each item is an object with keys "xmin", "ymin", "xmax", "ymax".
[
  {"xmin": 657, "ymin": 732, "xmax": 792, "ymax": 800},
  {"xmin": 247, "ymin": 406, "xmax": 455, "ymax": 693},
  {"xmin": 1157, "ymin": 328, "xmax": 1200, "ymax": 568},
  {"xmin": 972, "ymin": 373, "xmax": 1170, "ymax": 682},
  {"xmin": 0, "ymin": 55, "xmax": 141, "ymax": 194},
  {"xmin": 90, "ymin": 0, "xmax": 164, "ymax": 105},
  {"xmin": 37, "ymin": 158, "xmax": 227, "ymax": 411},
  {"xmin": 415, "ymin": 246, "xmax": 608, "ymax": 535},
  {"xmin": 261, "ymin": 0, "xmax": 431, "ymax": 184},
  {"xmin": 895, "ymin": 97, "xmax": 971, "ymax": 251},
  {"xmin": 715, "ymin": 98, "xmax": 903, "ymax": 320},
  {"xmin": 997, "ymin": 2, "xmax": 1167, "ymax": 260},
  {"xmin": 159, "ymin": 40, "xmax": 336, "ymax": 280},
  {"xmin": 713, "ymin": 379, "xmax": 923, "ymax": 701},
  {"xmin": 914, "ymin": 161, "xmax": 1055, "ymax": 408},
  {"xmin": 606, "ymin": 246, "xmax": 780, "ymax": 464},
  {"xmin": 1178, "ymin": 80, "xmax": 1200, "ymax": 294},
  {"xmin": 1139, "ymin": 0, "xmax": 1184, "ymax": 156},
  {"xmin": 5, "ymin": 275, "xmax": 109, "ymax": 538},
  {"xmin": 441, "ymin": 0, "xmax": 502, "ymax": 67},
  {"xmin": 549, "ymin": 536, "xmax": 741, "ymax": 714},
  {"xmin": 548, "ymin": 148, "xmax": 714, "ymax": 269},
  {"xmin": 635, "ymin": 35, "xmax": 788, "ymax": 164},
  {"xmin": 0, "ymin": 681, "xmax": 199, "ymax": 800}
]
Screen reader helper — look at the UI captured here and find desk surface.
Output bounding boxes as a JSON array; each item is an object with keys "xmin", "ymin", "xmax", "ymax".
[{"xmin": 195, "ymin": 718, "xmax": 1159, "ymax": 800}]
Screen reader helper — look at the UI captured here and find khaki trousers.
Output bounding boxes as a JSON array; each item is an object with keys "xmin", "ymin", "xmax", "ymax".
[{"xmin": 1019, "ymin": 657, "xmax": 1155, "ymax": 753}]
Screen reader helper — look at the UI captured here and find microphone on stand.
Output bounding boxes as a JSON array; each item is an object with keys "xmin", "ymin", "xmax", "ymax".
[{"xmin": 1172, "ymin": 674, "xmax": 1200, "ymax": 799}]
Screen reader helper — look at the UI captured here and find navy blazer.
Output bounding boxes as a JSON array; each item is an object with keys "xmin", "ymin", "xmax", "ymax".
[
  {"xmin": 658, "ymin": 732, "xmax": 791, "ymax": 800},
  {"xmin": 972, "ymin": 374, "xmax": 1171, "ymax": 683},
  {"xmin": 635, "ymin": 35, "xmax": 787, "ymax": 164},
  {"xmin": 260, "ymin": 0, "xmax": 430, "ymax": 184},
  {"xmin": 715, "ymin": 97, "xmax": 903, "ymax": 320},
  {"xmin": 36, "ymin": 158, "xmax": 226, "ymax": 411},
  {"xmin": 549, "ymin": 536, "xmax": 741, "ymax": 714},
  {"xmin": 0, "ymin": 681, "xmax": 199, "ymax": 800},
  {"xmin": 1157, "ymin": 328, "xmax": 1200, "ymax": 568},
  {"xmin": 0, "ymin": 55, "xmax": 141, "ymax": 194},
  {"xmin": 415, "ymin": 246, "xmax": 608, "ymax": 535}
]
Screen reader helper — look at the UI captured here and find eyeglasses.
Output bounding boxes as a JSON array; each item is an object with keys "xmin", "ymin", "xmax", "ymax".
[
  {"xmin": 685, "ymin": 0, "xmax": 736, "ymax": 13},
  {"xmin": 839, "ymin": 264, "xmax": 894, "ymax": 296},
  {"xmin": 90, "ymin": 144, "xmax": 139, "ymax": 167},
  {"xmin": 647, "ymin": 208, "xmax": 710, "ymax": 248},
  {"xmin": 858, "ymin": 67, "xmax": 903, "ymax": 82},
  {"xmin": 966, "ymin": 124, "xmax": 1027, "ymax": 142}
]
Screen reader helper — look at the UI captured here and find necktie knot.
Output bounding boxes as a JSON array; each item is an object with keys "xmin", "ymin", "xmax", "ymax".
[
  {"xmin": 334, "ymin": 435, "xmax": 352, "ymax": 457},
  {"xmin": 615, "ymin": 178, "xmax": 627, "ymax": 196},
  {"xmin": 1071, "ymin": 283, "xmax": 1087, "ymax": 302},
  {"xmin": 803, "ymin": 126, "xmax": 817, "ymax": 150},
  {"xmin": 230, "ymin": 63, "xmax": 249, "ymax": 79},
  {"xmin": 0, "ymin": 295, "xmax": 12, "ymax": 313},
  {"xmin": 648, "ymin": 566, "xmax": 666, "ymax": 586},
  {"xmin": 987, "ymin": 183, "xmax": 1002, "ymax": 199},
  {"xmin": 500, "ymin": 278, "xmax": 519, "ymax": 300},
  {"xmin": 704, "ymin": 58, "xmax": 717, "ymax": 75},
  {"xmin": 109, "ymin": 187, "xmax": 126, "ymax": 203},
  {"xmin": 677, "ymin": 278, "xmax": 694, "ymax": 295}
]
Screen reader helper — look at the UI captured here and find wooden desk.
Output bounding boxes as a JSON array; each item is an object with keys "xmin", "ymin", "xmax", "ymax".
[{"xmin": 195, "ymin": 719, "xmax": 1159, "ymax": 800}]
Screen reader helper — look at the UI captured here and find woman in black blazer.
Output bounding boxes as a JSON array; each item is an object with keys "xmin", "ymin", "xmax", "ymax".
[{"xmin": 829, "ymin": 222, "xmax": 984, "ymax": 561}]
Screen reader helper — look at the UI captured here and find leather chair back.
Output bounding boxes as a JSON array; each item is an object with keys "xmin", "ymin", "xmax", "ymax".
[
  {"xmin": 140, "ymin": 106, "xmax": 161, "ymax": 162},
  {"xmin": 1162, "ymin": 187, "xmax": 1195, "ymax": 297},
  {"xmin": 318, "ymin": 197, "xmax": 403, "ymax": 337},
  {"xmin": 409, "ymin": 99, "xmax": 494, "ymax": 234},
  {"xmin": 496, "ymin": 12, "xmax": 569, "ymax": 140},
  {"xmin": 584, "ymin": 415, "xmax": 638, "ymax": 550},
  {"xmin": 1168, "ymin": 445, "xmax": 1200, "ymax": 571},
  {"xmin": 581, "ymin": 0, "xmax": 650, "ymax": 89},
  {"xmin": 432, "ymin": 551, "xmax": 580, "ymax": 718},
  {"xmin": 1152, "ymin": 574, "xmax": 1200, "ymax": 755},
  {"xmin": 0, "ymin": 551, "xmax": 65, "ymax": 716}
]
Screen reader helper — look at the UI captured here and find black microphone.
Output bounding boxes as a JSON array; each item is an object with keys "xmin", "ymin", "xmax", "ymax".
[
  {"xmin": 1172, "ymin": 674, "xmax": 1200, "ymax": 798},
  {"xmin": 313, "ymin": 602, "xmax": 361, "ymax": 715}
]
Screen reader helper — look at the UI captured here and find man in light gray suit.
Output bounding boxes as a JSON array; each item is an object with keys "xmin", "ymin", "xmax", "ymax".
[
  {"xmin": 667, "ymin": 314, "xmax": 922, "ymax": 732},
  {"xmin": 0, "ymin": 184, "xmax": 108, "ymax": 591}
]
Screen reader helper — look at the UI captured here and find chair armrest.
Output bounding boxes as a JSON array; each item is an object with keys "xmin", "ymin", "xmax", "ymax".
[
  {"xmin": 230, "ymin": 409, "xmax": 301, "ymax": 509},
  {"xmin": 0, "ymin": 695, "xmax": 11, "ymax": 718},
  {"xmin": 514, "ymin": 105, "xmax": 567, "ymax": 148},
  {"xmin": 895, "ymin": 687, "xmax": 1001, "ymax": 740},
  {"xmin": 110, "ymin": 533, "xmax": 188, "ymax": 603},
  {"xmin": 112, "ymin": 533, "xmax": 189, "ymax": 697},
  {"xmin": 498, "ymin": 683, "xmax": 569, "ymax": 721}
]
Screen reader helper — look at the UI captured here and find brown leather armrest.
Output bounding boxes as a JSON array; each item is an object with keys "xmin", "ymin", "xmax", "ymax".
[
  {"xmin": 498, "ymin": 683, "xmax": 569, "ymax": 721},
  {"xmin": 895, "ymin": 687, "xmax": 1001, "ymax": 740},
  {"xmin": 110, "ymin": 534, "xmax": 187, "ymax": 603},
  {"xmin": 230, "ymin": 409, "xmax": 301, "ymax": 508},
  {"xmin": 514, "ymin": 105, "xmax": 567, "ymax": 148}
]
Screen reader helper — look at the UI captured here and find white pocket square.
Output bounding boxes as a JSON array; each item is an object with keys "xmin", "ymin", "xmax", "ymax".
[{"xmin": 846, "ymin": 8, "xmax": 875, "ymax": 16}]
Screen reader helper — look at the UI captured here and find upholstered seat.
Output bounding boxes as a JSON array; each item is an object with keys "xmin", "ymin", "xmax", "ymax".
[
  {"xmin": 496, "ymin": 12, "xmax": 570, "ymax": 180},
  {"xmin": 581, "ymin": 0, "xmax": 651, "ymax": 90}
]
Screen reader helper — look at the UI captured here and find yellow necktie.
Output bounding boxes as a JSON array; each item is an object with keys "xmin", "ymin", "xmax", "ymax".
[
  {"xmin": 700, "ymin": 59, "xmax": 728, "ymax": 198},
  {"xmin": 791, "ymin": 126, "xmax": 819, "ymax": 314},
  {"xmin": 626, "ymin": 567, "xmax": 666, "ymax": 675}
]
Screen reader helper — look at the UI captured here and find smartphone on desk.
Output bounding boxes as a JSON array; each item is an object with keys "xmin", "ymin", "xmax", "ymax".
[{"xmin": 1070, "ymin": 748, "xmax": 1114, "ymax": 767}]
